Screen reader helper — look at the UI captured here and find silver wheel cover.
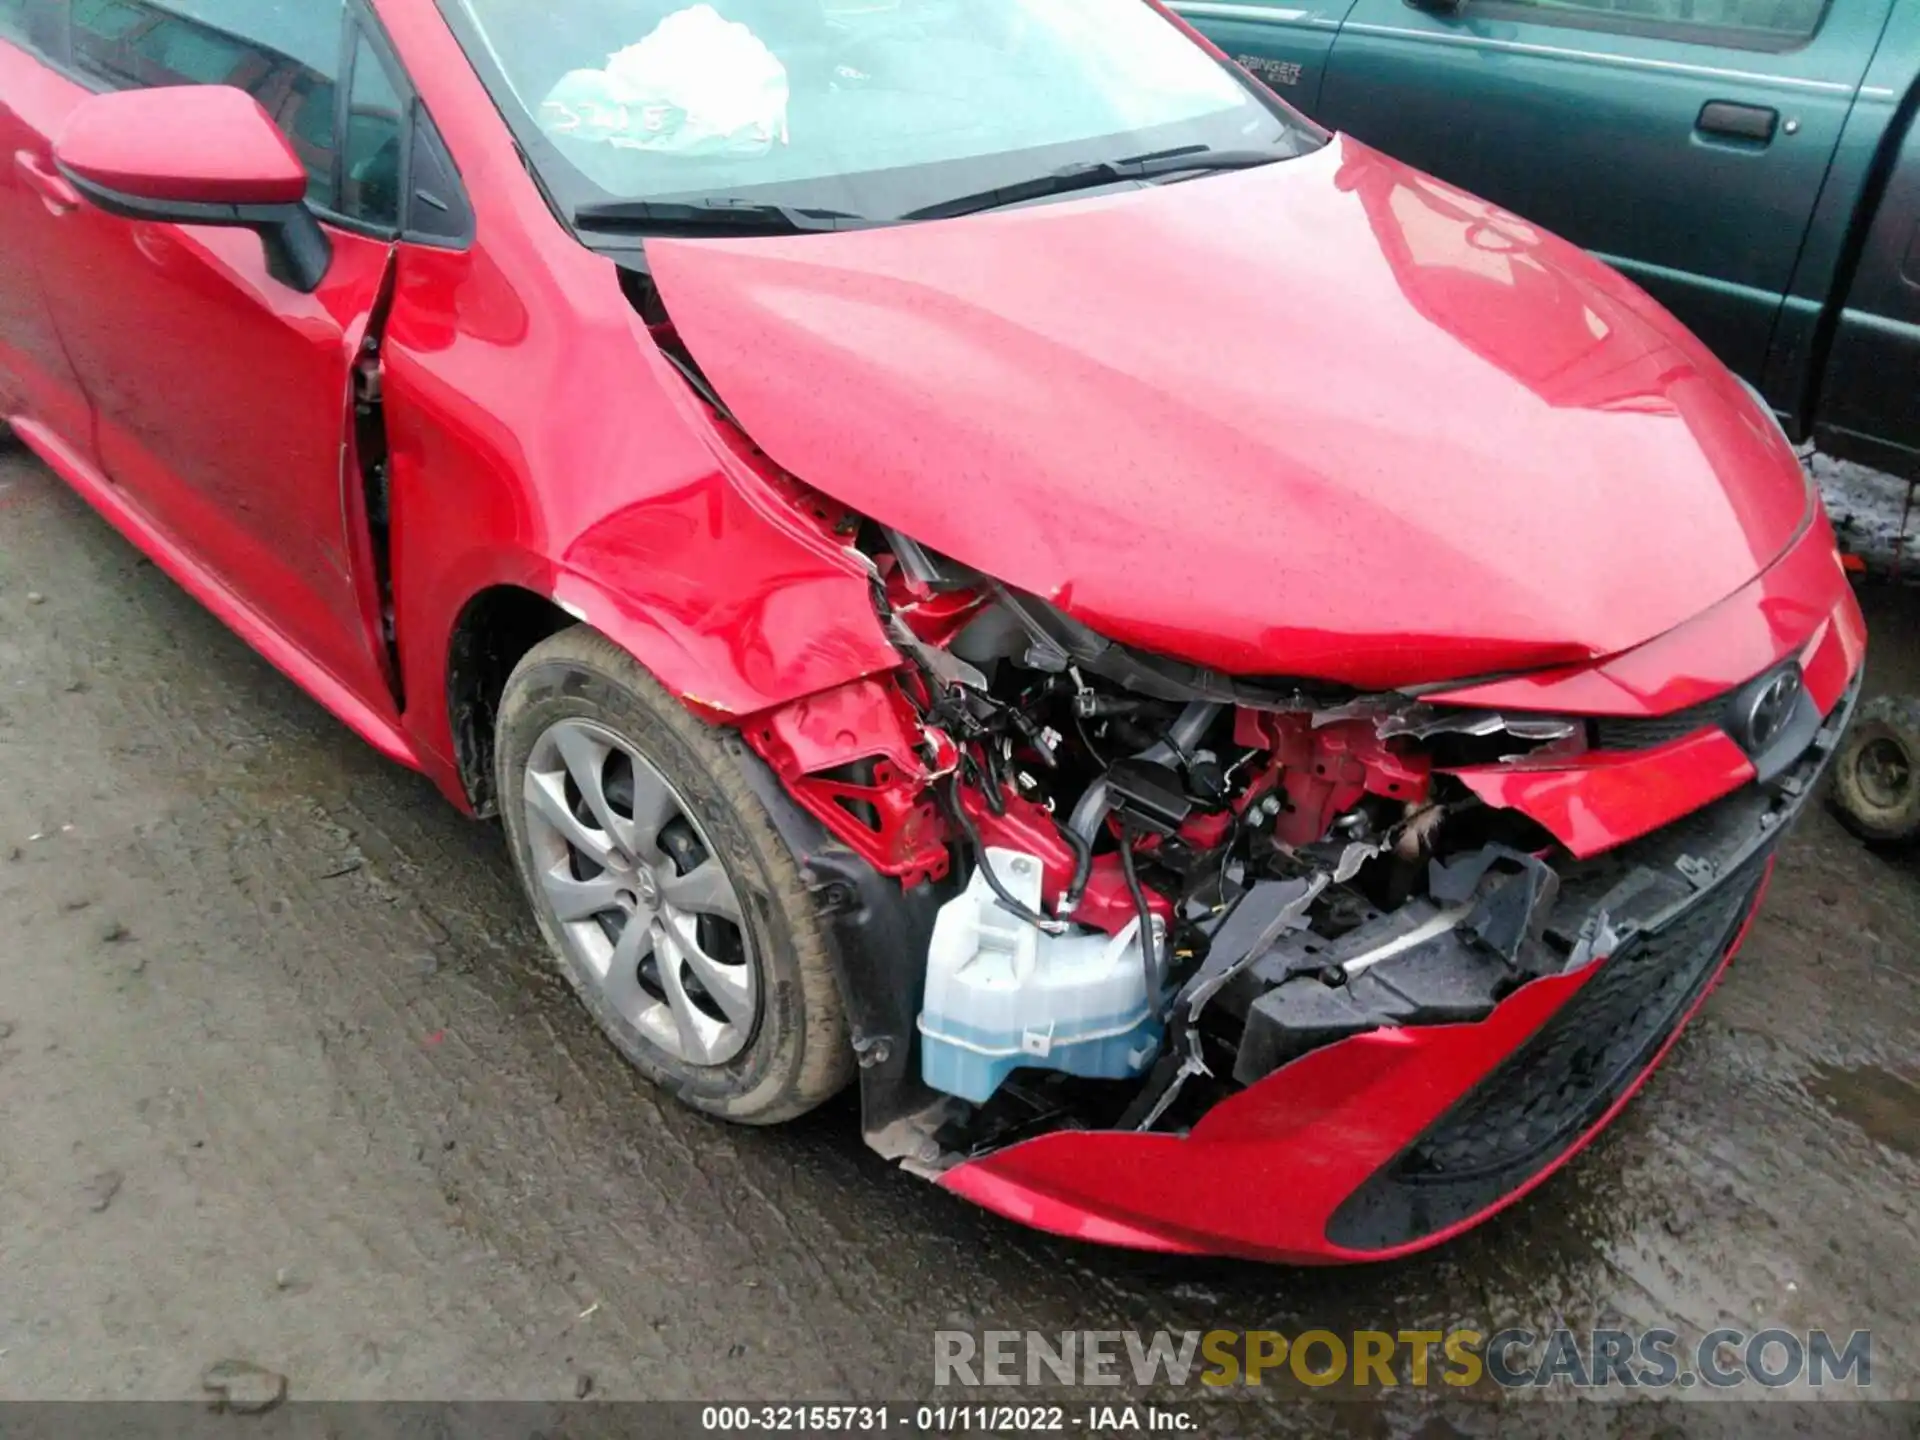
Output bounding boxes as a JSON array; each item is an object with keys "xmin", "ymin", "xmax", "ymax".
[{"xmin": 522, "ymin": 719, "xmax": 757, "ymax": 1067}]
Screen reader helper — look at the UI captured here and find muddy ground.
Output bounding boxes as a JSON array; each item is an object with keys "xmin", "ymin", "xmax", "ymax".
[{"xmin": 0, "ymin": 444, "xmax": 1916, "ymax": 1434}]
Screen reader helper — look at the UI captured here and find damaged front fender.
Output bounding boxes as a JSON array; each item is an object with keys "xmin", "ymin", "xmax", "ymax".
[
  {"xmin": 740, "ymin": 674, "xmax": 956, "ymax": 887},
  {"xmin": 553, "ymin": 376, "xmax": 903, "ymax": 720}
]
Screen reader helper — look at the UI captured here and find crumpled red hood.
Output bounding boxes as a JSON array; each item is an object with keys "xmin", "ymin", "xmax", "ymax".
[{"xmin": 648, "ymin": 136, "xmax": 1811, "ymax": 691}]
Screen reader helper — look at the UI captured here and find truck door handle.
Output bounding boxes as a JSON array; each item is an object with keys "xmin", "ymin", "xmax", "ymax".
[
  {"xmin": 13, "ymin": 150, "xmax": 80, "ymax": 213},
  {"xmin": 1696, "ymin": 101, "xmax": 1778, "ymax": 143}
]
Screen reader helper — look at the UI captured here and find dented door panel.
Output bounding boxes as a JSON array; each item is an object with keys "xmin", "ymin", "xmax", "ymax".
[{"xmin": 41, "ymin": 198, "xmax": 402, "ymax": 716}]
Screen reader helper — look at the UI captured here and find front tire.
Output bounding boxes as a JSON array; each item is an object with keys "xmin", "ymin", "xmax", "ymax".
[
  {"xmin": 496, "ymin": 627, "xmax": 851, "ymax": 1123},
  {"xmin": 1831, "ymin": 694, "xmax": 1920, "ymax": 845}
]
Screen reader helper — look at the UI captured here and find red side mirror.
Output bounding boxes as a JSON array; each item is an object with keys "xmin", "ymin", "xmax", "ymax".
[
  {"xmin": 56, "ymin": 85, "xmax": 307, "ymax": 207},
  {"xmin": 53, "ymin": 86, "xmax": 332, "ymax": 292}
]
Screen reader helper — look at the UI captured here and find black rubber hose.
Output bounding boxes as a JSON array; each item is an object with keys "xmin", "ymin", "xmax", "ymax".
[
  {"xmin": 946, "ymin": 774, "xmax": 1059, "ymax": 932},
  {"xmin": 1117, "ymin": 821, "xmax": 1162, "ymax": 1014}
]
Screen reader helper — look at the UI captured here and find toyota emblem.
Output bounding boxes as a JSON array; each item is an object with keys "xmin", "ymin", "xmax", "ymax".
[{"xmin": 1743, "ymin": 668, "xmax": 1802, "ymax": 753}]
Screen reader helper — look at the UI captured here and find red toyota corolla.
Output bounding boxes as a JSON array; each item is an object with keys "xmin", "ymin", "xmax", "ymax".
[{"xmin": 0, "ymin": 0, "xmax": 1864, "ymax": 1262}]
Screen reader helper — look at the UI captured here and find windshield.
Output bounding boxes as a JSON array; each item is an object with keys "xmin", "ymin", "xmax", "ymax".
[{"xmin": 441, "ymin": 0, "xmax": 1320, "ymax": 226}]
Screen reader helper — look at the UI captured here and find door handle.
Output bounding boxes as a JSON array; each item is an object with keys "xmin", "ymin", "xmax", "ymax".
[
  {"xmin": 1696, "ymin": 101, "xmax": 1778, "ymax": 144},
  {"xmin": 13, "ymin": 150, "xmax": 81, "ymax": 214}
]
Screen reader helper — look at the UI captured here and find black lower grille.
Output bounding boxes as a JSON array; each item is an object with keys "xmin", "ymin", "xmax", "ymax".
[{"xmin": 1325, "ymin": 847, "xmax": 1772, "ymax": 1252}]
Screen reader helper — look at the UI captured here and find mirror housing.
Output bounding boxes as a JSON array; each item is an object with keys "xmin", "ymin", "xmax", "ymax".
[{"xmin": 54, "ymin": 86, "xmax": 332, "ymax": 292}]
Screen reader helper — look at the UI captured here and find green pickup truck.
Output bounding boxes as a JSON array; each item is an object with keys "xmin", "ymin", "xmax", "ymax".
[{"xmin": 1177, "ymin": 0, "xmax": 1920, "ymax": 477}]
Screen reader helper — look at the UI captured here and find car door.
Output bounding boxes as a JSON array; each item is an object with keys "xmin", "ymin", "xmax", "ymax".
[
  {"xmin": 1814, "ymin": 85, "xmax": 1920, "ymax": 473},
  {"xmin": 30, "ymin": 0, "xmax": 405, "ymax": 716},
  {"xmin": 0, "ymin": 0, "xmax": 96, "ymax": 455},
  {"xmin": 1168, "ymin": 0, "xmax": 1364, "ymax": 113},
  {"xmin": 1316, "ymin": 0, "xmax": 1894, "ymax": 396}
]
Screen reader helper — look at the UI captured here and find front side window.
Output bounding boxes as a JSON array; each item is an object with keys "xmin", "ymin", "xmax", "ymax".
[
  {"xmin": 443, "ymin": 0, "xmax": 1320, "ymax": 225},
  {"xmin": 71, "ymin": 0, "xmax": 345, "ymax": 206},
  {"xmin": 72, "ymin": 0, "xmax": 141, "ymax": 44},
  {"xmin": 1487, "ymin": 0, "xmax": 1828, "ymax": 48},
  {"xmin": 341, "ymin": 31, "xmax": 405, "ymax": 228}
]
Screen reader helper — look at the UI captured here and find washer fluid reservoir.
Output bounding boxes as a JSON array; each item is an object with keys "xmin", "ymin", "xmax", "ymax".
[{"xmin": 917, "ymin": 847, "xmax": 1164, "ymax": 1104}]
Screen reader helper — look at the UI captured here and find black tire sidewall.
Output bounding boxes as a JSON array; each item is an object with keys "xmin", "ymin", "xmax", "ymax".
[{"xmin": 495, "ymin": 643, "xmax": 829, "ymax": 1120}]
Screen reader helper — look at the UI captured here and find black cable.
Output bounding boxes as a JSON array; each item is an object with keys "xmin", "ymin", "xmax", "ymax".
[
  {"xmin": 1060, "ymin": 821, "xmax": 1093, "ymax": 913},
  {"xmin": 1009, "ymin": 708, "xmax": 1058, "ymax": 769},
  {"xmin": 1118, "ymin": 820, "xmax": 1162, "ymax": 1015},
  {"xmin": 1072, "ymin": 709, "xmax": 1107, "ymax": 768},
  {"xmin": 976, "ymin": 744, "xmax": 1007, "ymax": 816},
  {"xmin": 946, "ymin": 774, "xmax": 1058, "ymax": 932}
]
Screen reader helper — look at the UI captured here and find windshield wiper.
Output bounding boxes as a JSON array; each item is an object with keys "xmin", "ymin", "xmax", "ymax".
[
  {"xmin": 571, "ymin": 197, "xmax": 875, "ymax": 236},
  {"xmin": 902, "ymin": 145, "xmax": 1288, "ymax": 223}
]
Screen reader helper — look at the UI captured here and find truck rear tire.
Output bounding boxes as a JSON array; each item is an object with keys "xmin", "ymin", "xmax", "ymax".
[{"xmin": 1831, "ymin": 694, "xmax": 1920, "ymax": 845}]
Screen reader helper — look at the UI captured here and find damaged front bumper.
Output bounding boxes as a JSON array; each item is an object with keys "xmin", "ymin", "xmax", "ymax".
[{"xmin": 935, "ymin": 676, "xmax": 1860, "ymax": 1262}]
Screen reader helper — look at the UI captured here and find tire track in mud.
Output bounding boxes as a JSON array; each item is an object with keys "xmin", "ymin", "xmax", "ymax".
[{"xmin": 0, "ymin": 450, "xmax": 1916, "ymax": 1430}]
